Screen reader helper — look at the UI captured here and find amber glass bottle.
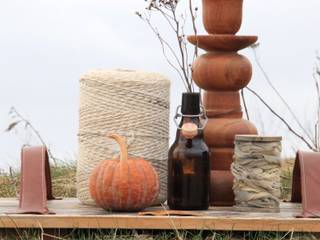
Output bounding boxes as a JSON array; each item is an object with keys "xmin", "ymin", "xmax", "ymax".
[{"xmin": 168, "ymin": 92, "xmax": 210, "ymax": 210}]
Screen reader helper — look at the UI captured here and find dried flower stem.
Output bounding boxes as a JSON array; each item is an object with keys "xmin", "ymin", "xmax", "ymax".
[
  {"xmin": 241, "ymin": 89, "xmax": 250, "ymax": 121},
  {"xmin": 251, "ymin": 44, "xmax": 314, "ymax": 143},
  {"xmin": 188, "ymin": 0, "xmax": 198, "ymax": 92},
  {"xmin": 246, "ymin": 87, "xmax": 316, "ymax": 151},
  {"xmin": 189, "ymin": 0, "xmax": 198, "ymax": 59},
  {"xmin": 313, "ymin": 53, "xmax": 320, "ymax": 150},
  {"xmin": 6, "ymin": 107, "xmax": 60, "ymax": 165},
  {"xmin": 137, "ymin": 0, "xmax": 198, "ymax": 92},
  {"xmin": 167, "ymin": 4, "xmax": 191, "ymax": 91}
]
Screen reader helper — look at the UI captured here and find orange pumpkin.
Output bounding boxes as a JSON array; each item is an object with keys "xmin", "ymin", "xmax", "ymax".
[{"xmin": 89, "ymin": 133, "xmax": 159, "ymax": 212}]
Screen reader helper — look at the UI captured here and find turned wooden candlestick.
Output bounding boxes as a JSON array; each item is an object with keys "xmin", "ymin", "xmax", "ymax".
[
  {"xmin": 202, "ymin": 0, "xmax": 243, "ymax": 34},
  {"xmin": 188, "ymin": 0, "xmax": 258, "ymax": 206}
]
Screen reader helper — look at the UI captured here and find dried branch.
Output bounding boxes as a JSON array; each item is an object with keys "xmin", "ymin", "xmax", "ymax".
[
  {"xmin": 171, "ymin": 7, "xmax": 191, "ymax": 91},
  {"xmin": 136, "ymin": 12, "xmax": 188, "ymax": 90},
  {"xmin": 188, "ymin": 0, "xmax": 198, "ymax": 92},
  {"xmin": 5, "ymin": 121, "xmax": 21, "ymax": 132},
  {"xmin": 246, "ymin": 87, "xmax": 316, "ymax": 151},
  {"xmin": 251, "ymin": 43, "xmax": 314, "ymax": 143},
  {"xmin": 6, "ymin": 107, "xmax": 60, "ymax": 165},
  {"xmin": 151, "ymin": 6, "xmax": 176, "ymax": 32},
  {"xmin": 241, "ymin": 89, "xmax": 250, "ymax": 121},
  {"xmin": 159, "ymin": 33, "xmax": 190, "ymax": 91},
  {"xmin": 189, "ymin": 0, "xmax": 198, "ymax": 59},
  {"xmin": 137, "ymin": 0, "xmax": 199, "ymax": 92},
  {"xmin": 179, "ymin": 12, "xmax": 190, "ymax": 83},
  {"xmin": 313, "ymin": 53, "xmax": 320, "ymax": 150}
]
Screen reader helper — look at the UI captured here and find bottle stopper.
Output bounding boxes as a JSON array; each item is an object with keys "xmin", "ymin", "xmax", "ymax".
[{"xmin": 181, "ymin": 122, "xmax": 198, "ymax": 139}]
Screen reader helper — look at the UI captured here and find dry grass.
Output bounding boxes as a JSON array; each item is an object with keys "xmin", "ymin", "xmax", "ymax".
[
  {"xmin": 0, "ymin": 162, "xmax": 77, "ymax": 199},
  {"xmin": 0, "ymin": 170, "xmax": 19, "ymax": 198},
  {"xmin": 0, "ymin": 229, "xmax": 319, "ymax": 240},
  {"xmin": 280, "ymin": 158, "xmax": 295, "ymax": 200},
  {"xmin": 0, "ymin": 159, "xmax": 295, "ymax": 200}
]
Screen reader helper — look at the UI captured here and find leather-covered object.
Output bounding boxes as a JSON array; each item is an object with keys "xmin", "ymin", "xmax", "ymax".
[
  {"xmin": 291, "ymin": 151, "xmax": 320, "ymax": 218},
  {"xmin": 16, "ymin": 146, "xmax": 56, "ymax": 214}
]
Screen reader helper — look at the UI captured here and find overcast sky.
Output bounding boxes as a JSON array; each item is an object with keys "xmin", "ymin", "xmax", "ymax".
[{"xmin": 0, "ymin": 0, "xmax": 320, "ymax": 170}]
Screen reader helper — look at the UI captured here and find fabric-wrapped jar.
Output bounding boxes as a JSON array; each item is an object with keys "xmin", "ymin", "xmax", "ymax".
[
  {"xmin": 231, "ymin": 135, "xmax": 282, "ymax": 212},
  {"xmin": 77, "ymin": 69, "xmax": 170, "ymax": 205}
]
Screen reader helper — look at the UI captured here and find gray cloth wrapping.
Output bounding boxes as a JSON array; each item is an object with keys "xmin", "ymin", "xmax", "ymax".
[{"xmin": 231, "ymin": 139, "xmax": 281, "ymax": 209}]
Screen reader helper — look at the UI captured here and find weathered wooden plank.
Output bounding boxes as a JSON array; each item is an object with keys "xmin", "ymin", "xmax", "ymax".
[
  {"xmin": 0, "ymin": 198, "xmax": 301, "ymax": 211},
  {"xmin": 1, "ymin": 214, "xmax": 320, "ymax": 232},
  {"xmin": 0, "ymin": 198, "xmax": 318, "ymax": 232}
]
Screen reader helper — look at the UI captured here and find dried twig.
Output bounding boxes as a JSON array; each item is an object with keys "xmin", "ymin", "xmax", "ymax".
[
  {"xmin": 5, "ymin": 107, "xmax": 59, "ymax": 165},
  {"xmin": 246, "ymin": 87, "xmax": 316, "ymax": 151},
  {"xmin": 241, "ymin": 89, "xmax": 250, "ymax": 121},
  {"xmin": 188, "ymin": 0, "xmax": 198, "ymax": 92},
  {"xmin": 137, "ymin": 13, "xmax": 189, "ymax": 90},
  {"xmin": 136, "ymin": 0, "xmax": 198, "ymax": 92},
  {"xmin": 251, "ymin": 43, "xmax": 314, "ymax": 143},
  {"xmin": 313, "ymin": 53, "xmax": 320, "ymax": 150},
  {"xmin": 189, "ymin": 0, "xmax": 198, "ymax": 59},
  {"xmin": 171, "ymin": 6, "xmax": 191, "ymax": 91}
]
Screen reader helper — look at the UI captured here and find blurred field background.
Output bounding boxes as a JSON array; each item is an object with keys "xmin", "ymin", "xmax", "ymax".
[{"xmin": 0, "ymin": 158, "xmax": 294, "ymax": 200}]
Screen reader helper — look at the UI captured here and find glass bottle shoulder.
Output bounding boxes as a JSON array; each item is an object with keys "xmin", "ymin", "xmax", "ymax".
[{"xmin": 169, "ymin": 132, "xmax": 209, "ymax": 159}]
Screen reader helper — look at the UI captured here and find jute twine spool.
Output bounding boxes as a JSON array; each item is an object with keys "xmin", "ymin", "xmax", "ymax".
[
  {"xmin": 77, "ymin": 69, "xmax": 170, "ymax": 205},
  {"xmin": 231, "ymin": 135, "xmax": 282, "ymax": 211}
]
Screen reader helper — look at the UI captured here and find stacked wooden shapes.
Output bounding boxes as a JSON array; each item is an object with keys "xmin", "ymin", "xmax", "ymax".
[{"xmin": 188, "ymin": 0, "xmax": 258, "ymax": 206}]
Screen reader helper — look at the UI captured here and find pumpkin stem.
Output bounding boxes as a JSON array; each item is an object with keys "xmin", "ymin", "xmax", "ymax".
[{"xmin": 108, "ymin": 133, "xmax": 128, "ymax": 162}]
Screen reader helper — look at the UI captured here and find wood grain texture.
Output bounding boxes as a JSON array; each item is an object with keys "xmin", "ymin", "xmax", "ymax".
[
  {"xmin": 0, "ymin": 198, "xmax": 319, "ymax": 231},
  {"xmin": 192, "ymin": 53, "xmax": 252, "ymax": 91},
  {"xmin": 204, "ymin": 119, "xmax": 258, "ymax": 147},
  {"xmin": 188, "ymin": 35, "xmax": 258, "ymax": 52},
  {"xmin": 210, "ymin": 148, "xmax": 234, "ymax": 170},
  {"xmin": 203, "ymin": 91, "xmax": 242, "ymax": 119},
  {"xmin": 202, "ymin": 0, "xmax": 243, "ymax": 34}
]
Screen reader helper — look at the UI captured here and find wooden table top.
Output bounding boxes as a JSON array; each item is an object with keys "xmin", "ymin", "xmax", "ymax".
[{"xmin": 0, "ymin": 198, "xmax": 318, "ymax": 232}]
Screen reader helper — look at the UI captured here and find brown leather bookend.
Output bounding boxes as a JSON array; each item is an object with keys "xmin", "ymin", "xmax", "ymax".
[
  {"xmin": 291, "ymin": 151, "xmax": 320, "ymax": 218},
  {"xmin": 15, "ymin": 146, "xmax": 57, "ymax": 214}
]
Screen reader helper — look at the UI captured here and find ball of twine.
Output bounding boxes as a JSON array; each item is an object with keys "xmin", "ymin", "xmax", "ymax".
[{"xmin": 77, "ymin": 69, "xmax": 170, "ymax": 205}]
